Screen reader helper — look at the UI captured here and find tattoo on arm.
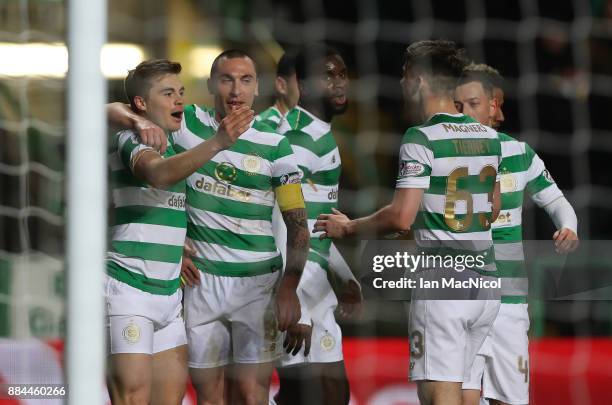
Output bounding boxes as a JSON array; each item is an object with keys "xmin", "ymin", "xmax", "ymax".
[{"xmin": 282, "ymin": 208, "xmax": 310, "ymax": 276}]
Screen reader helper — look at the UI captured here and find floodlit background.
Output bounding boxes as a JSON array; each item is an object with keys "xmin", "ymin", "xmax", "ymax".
[{"xmin": 1, "ymin": 0, "xmax": 612, "ymax": 404}]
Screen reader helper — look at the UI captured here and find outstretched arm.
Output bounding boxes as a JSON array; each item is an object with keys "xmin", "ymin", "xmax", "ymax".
[
  {"xmin": 130, "ymin": 106, "xmax": 254, "ymax": 188},
  {"xmin": 314, "ymin": 188, "xmax": 424, "ymax": 239}
]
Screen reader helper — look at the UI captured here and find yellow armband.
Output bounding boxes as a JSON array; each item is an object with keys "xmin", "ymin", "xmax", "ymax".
[{"xmin": 275, "ymin": 183, "xmax": 305, "ymax": 211}]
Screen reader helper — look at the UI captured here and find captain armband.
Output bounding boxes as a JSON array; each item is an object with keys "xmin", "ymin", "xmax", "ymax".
[{"xmin": 275, "ymin": 183, "xmax": 305, "ymax": 212}]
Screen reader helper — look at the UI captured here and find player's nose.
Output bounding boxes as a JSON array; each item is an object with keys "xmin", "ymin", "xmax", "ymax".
[
  {"xmin": 333, "ymin": 77, "xmax": 348, "ymax": 91},
  {"xmin": 230, "ymin": 81, "xmax": 240, "ymax": 96}
]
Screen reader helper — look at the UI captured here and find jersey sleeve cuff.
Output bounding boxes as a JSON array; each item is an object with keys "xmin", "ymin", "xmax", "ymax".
[{"xmin": 396, "ymin": 178, "xmax": 430, "ymax": 189}]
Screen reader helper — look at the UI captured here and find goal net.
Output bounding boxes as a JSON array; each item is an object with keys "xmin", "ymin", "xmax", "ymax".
[{"xmin": 1, "ymin": 0, "xmax": 611, "ymax": 404}]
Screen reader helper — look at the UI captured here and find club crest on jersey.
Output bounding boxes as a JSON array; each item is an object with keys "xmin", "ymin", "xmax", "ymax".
[
  {"xmin": 320, "ymin": 332, "xmax": 335, "ymax": 351},
  {"xmin": 399, "ymin": 160, "xmax": 425, "ymax": 177},
  {"xmin": 215, "ymin": 162, "xmax": 237, "ymax": 183},
  {"xmin": 500, "ymin": 173, "xmax": 518, "ymax": 192},
  {"xmin": 122, "ymin": 321, "xmax": 140, "ymax": 344},
  {"xmin": 543, "ymin": 169, "xmax": 555, "ymax": 183},
  {"xmin": 242, "ymin": 154, "xmax": 262, "ymax": 175}
]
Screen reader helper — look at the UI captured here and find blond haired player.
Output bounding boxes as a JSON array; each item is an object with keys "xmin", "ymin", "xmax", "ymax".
[
  {"xmin": 455, "ymin": 63, "xmax": 578, "ymax": 405},
  {"xmin": 106, "ymin": 59, "xmax": 250, "ymax": 405}
]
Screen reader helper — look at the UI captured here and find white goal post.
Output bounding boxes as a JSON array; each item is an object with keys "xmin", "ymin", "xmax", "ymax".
[{"xmin": 67, "ymin": 0, "xmax": 107, "ymax": 403}]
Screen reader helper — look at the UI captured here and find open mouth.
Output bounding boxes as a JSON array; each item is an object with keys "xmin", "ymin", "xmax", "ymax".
[
  {"xmin": 331, "ymin": 95, "xmax": 346, "ymax": 105},
  {"xmin": 170, "ymin": 111, "xmax": 183, "ymax": 120},
  {"xmin": 227, "ymin": 100, "xmax": 244, "ymax": 110}
]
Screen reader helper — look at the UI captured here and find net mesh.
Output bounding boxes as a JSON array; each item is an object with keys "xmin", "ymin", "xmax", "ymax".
[
  {"xmin": 0, "ymin": 0, "xmax": 65, "ymax": 340},
  {"xmin": 1, "ymin": 0, "xmax": 611, "ymax": 403}
]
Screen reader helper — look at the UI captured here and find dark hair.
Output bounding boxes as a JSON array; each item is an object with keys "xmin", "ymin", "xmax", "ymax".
[
  {"xmin": 124, "ymin": 59, "xmax": 181, "ymax": 111},
  {"xmin": 276, "ymin": 52, "xmax": 297, "ymax": 78},
  {"xmin": 210, "ymin": 49, "xmax": 257, "ymax": 78},
  {"xmin": 294, "ymin": 44, "xmax": 341, "ymax": 81},
  {"xmin": 460, "ymin": 62, "xmax": 505, "ymax": 93},
  {"xmin": 404, "ymin": 40, "xmax": 467, "ymax": 94}
]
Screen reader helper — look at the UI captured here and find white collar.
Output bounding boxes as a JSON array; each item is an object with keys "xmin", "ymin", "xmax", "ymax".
[{"xmin": 295, "ymin": 106, "xmax": 332, "ymax": 133}]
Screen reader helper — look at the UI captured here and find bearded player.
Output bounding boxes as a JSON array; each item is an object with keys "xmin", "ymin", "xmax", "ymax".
[
  {"xmin": 270, "ymin": 44, "xmax": 363, "ymax": 405},
  {"xmin": 259, "ymin": 49, "xmax": 357, "ymax": 307}
]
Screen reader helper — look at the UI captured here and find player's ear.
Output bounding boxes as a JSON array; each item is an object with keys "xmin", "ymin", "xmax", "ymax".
[
  {"xmin": 413, "ymin": 76, "xmax": 424, "ymax": 96},
  {"xmin": 275, "ymin": 76, "xmax": 287, "ymax": 96},
  {"xmin": 133, "ymin": 96, "xmax": 146, "ymax": 112},
  {"xmin": 489, "ymin": 97, "xmax": 499, "ymax": 120}
]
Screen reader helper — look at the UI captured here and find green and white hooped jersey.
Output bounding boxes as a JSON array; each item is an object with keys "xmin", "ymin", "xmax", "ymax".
[
  {"xmin": 278, "ymin": 106, "xmax": 340, "ymax": 270},
  {"xmin": 493, "ymin": 132, "xmax": 563, "ymax": 303},
  {"xmin": 107, "ymin": 130, "xmax": 187, "ymax": 296},
  {"xmin": 396, "ymin": 113, "xmax": 502, "ymax": 271},
  {"xmin": 256, "ymin": 106, "xmax": 284, "ymax": 130},
  {"xmin": 174, "ymin": 104, "xmax": 301, "ymax": 277}
]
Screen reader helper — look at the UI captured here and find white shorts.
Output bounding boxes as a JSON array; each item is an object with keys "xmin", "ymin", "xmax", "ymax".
[
  {"xmin": 279, "ymin": 260, "xmax": 343, "ymax": 367},
  {"xmin": 408, "ymin": 299, "xmax": 500, "ymax": 382},
  {"xmin": 184, "ymin": 271, "xmax": 282, "ymax": 368},
  {"xmin": 104, "ymin": 275, "xmax": 186, "ymax": 355},
  {"xmin": 463, "ymin": 303, "xmax": 530, "ymax": 404}
]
